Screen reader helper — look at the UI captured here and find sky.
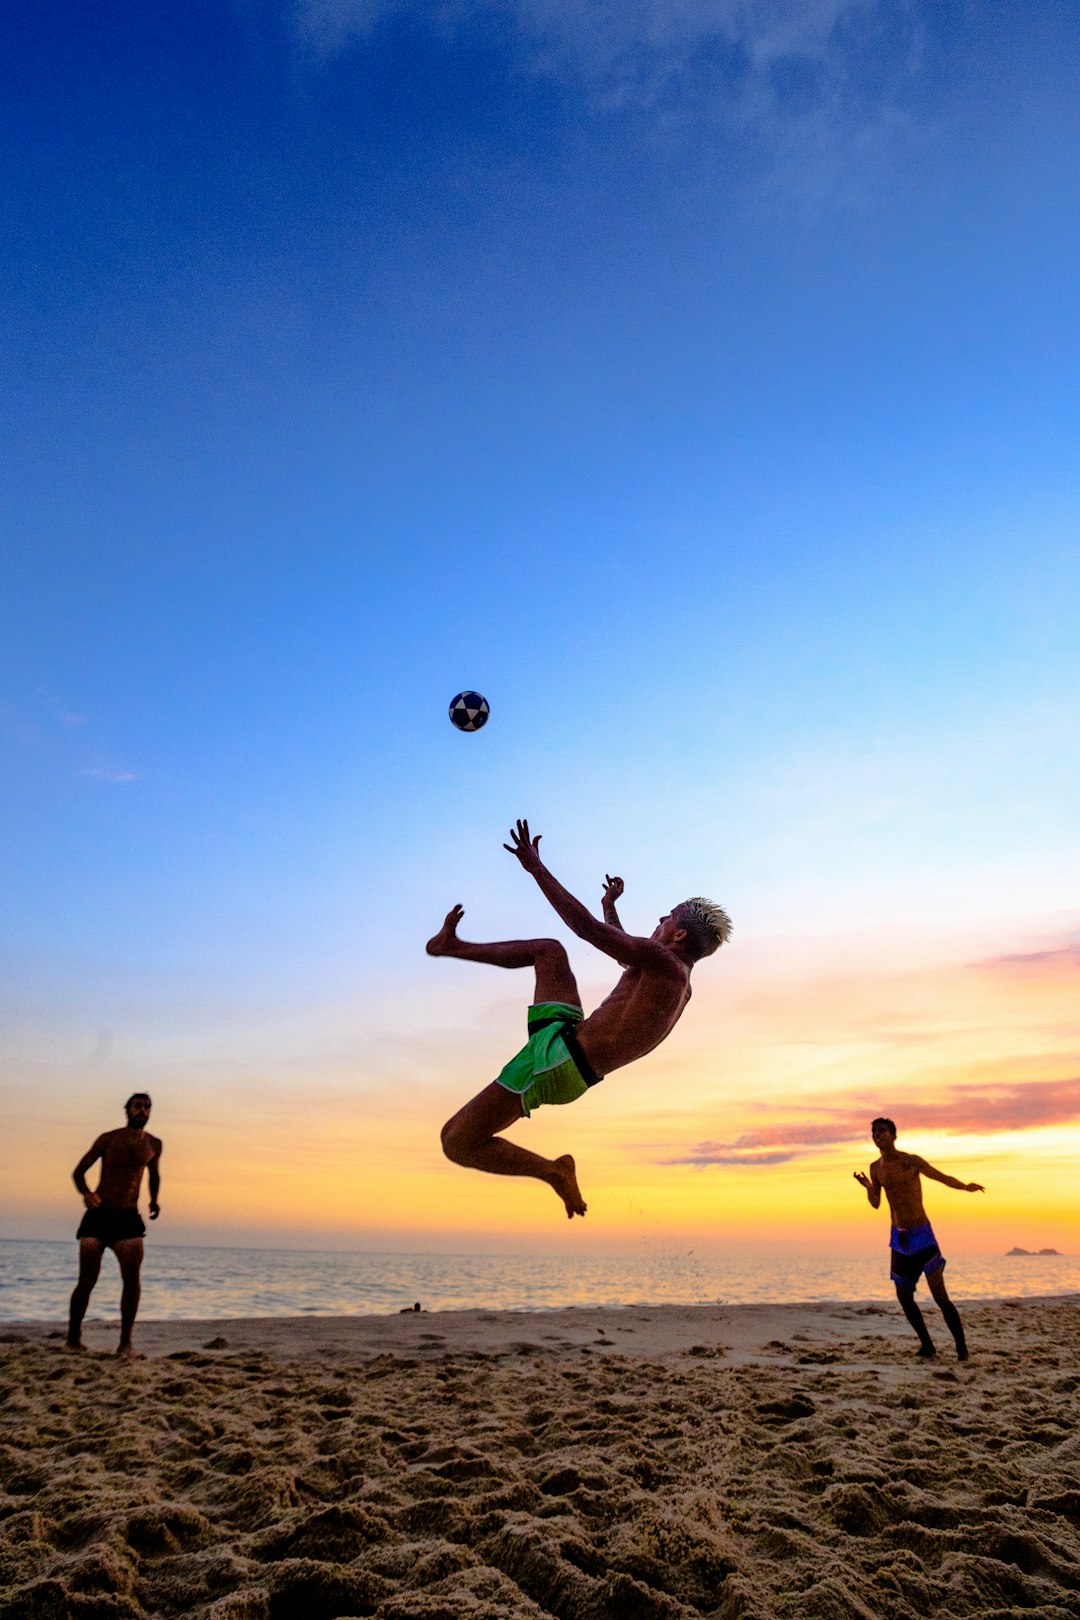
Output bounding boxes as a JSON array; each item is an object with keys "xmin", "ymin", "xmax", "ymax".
[{"xmin": 2, "ymin": 0, "xmax": 1078, "ymax": 1260}]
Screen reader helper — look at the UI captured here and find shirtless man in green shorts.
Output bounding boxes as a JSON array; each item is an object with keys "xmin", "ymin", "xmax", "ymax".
[
  {"xmin": 68, "ymin": 1093, "xmax": 162, "ymax": 1357},
  {"xmin": 428, "ymin": 820, "xmax": 731, "ymax": 1219}
]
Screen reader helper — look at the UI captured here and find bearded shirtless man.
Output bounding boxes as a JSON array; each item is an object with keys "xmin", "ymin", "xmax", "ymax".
[
  {"xmin": 428, "ymin": 820, "xmax": 731, "ymax": 1219},
  {"xmin": 68, "ymin": 1094, "xmax": 162, "ymax": 1357},
  {"xmin": 854, "ymin": 1116, "xmax": 983, "ymax": 1361}
]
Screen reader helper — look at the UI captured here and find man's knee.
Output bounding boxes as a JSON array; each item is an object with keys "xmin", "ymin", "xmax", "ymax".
[
  {"xmin": 441, "ymin": 1117, "xmax": 473, "ymax": 1166},
  {"xmin": 895, "ymin": 1284, "xmax": 916, "ymax": 1306},
  {"xmin": 534, "ymin": 938, "xmax": 568, "ymax": 969}
]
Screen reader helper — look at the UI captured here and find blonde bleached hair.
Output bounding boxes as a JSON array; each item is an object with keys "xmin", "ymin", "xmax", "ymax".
[{"xmin": 676, "ymin": 897, "xmax": 732, "ymax": 960}]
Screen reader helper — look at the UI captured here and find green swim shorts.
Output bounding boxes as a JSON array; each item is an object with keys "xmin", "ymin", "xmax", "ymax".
[{"xmin": 495, "ymin": 1002, "xmax": 604, "ymax": 1117}]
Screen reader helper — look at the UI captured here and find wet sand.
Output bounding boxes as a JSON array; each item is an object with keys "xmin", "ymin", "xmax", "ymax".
[{"xmin": 2, "ymin": 1296, "xmax": 1078, "ymax": 1618}]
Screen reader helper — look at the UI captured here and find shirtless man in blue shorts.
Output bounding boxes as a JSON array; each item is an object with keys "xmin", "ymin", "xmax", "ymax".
[
  {"xmin": 854, "ymin": 1117, "xmax": 984, "ymax": 1360},
  {"xmin": 428, "ymin": 820, "xmax": 731, "ymax": 1219}
]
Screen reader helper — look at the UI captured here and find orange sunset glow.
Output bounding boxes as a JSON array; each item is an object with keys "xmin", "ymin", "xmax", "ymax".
[{"xmin": 6, "ymin": 918, "xmax": 1076, "ymax": 1257}]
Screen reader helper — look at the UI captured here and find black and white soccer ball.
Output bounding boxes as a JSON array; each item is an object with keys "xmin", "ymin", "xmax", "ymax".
[{"xmin": 448, "ymin": 691, "xmax": 490, "ymax": 732}]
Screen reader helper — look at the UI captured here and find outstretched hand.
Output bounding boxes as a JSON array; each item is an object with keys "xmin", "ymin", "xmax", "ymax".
[
  {"xmin": 602, "ymin": 874, "xmax": 624, "ymax": 906},
  {"xmin": 504, "ymin": 819, "xmax": 544, "ymax": 874},
  {"xmin": 853, "ymin": 1171, "xmax": 872, "ymax": 1191},
  {"xmin": 966, "ymin": 1183, "xmax": 985, "ymax": 1194}
]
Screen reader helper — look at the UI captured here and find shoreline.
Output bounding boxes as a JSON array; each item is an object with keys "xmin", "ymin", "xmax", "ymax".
[{"xmin": 5, "ymin": 1293, "xmax": 1078, "ymax": 1364}]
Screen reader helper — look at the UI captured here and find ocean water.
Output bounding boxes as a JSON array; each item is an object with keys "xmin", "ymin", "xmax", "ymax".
[{"xmin": 0, "ymin": 1239, "xmax": 1077, "ymax": 1322}]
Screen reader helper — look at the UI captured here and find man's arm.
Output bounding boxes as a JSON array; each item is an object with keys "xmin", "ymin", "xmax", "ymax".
[
  {"xmin": 601, "ymin": 874, "xmax": 626, "ymax": 932},
  {"xmin": 147, "ymin": 1137, "xmax": 162, "ymax": 1220},
  {"xmin": 73, "ymin": 1136, "xmax": 106, "ymax": 1209},
  {"xmin": 505, "ymin": 822, "xmax": 680, "ymax": 973},
  {"xmin": 915, "ymin": 1158, "xmax": 984, "ymax": 1194},
  {"xmin": 853, "ymin": 1164, "xmax": 882, "ymax": 1208}
]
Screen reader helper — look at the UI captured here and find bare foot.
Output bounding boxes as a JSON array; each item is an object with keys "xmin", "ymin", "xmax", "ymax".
[
  {"xmin": 550, "ymin": 1154, "xmax": 587, "ymax": 1219},
  {"xmin": 426, "ymin": 905, "xmax": 464, "ymax": 956},
  {"xmin": 116, "ymin": 1345, "xmax": 145, "ymax": 1360},
  {"xmin": 65, "ymin": 1340, "xmax": 85, "ymax": 1354}
]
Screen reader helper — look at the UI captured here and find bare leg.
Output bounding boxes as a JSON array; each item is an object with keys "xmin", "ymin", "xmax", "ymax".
[
  {"xmin": 927, "ymin": 1267, "xmax": 968, "ymax": 1360},
  {"xmin": 431, "ymin": 907, "xmax": 586, "ymax": 1216},
  {"xmin": 441, "ymin": 1083, "xmax": 587, "ymax": 1218},
  {"xmin": 427, "ymin": 906, "xmax": 581, "ymax": 1005},
  {"xmin": 895, "ymin": 1283, "xmax": 936, "ymax": 1357},
  {"xmin": 68, "ymin": 1238, "xmax": 104, "ymax": 1349},
  {"xmin": 114, "ymin": 1239, "xmax": 145, "ymax": 1357}
]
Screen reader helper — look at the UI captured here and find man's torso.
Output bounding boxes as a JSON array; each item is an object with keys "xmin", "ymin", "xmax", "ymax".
[
  {"xmin": 875, "ymin": 1151, "xmax": 928, "ymax": 1230},
  {"xmin": 577, "ymin": 962, "xmax": 691, "ymax": 1075},
  {"xmin": 95, "ymin": 1129, "xmax": 160, "ymax": 1211}
]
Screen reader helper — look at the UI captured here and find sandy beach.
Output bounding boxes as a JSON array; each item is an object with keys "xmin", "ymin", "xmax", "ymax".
[{"xmin": 2, "ymin": 1296, "xmax": 1079, "ymax": 1618}]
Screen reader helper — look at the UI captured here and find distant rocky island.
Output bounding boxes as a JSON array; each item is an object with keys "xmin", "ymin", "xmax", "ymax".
[{"xmin": 1005, "ymin": 1247, "xmax": 1062, "ymax": 1257}]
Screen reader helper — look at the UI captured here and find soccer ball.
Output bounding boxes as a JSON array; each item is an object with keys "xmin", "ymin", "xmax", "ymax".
[{"xmin": 449, "ymin": 691, "xmax": 490, "ymax": 732}]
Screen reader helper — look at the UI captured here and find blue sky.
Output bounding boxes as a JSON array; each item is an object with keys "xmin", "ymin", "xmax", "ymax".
[{"xmin": 2, "ymin": 2, "xmax": 1079, "ymax": 1246}]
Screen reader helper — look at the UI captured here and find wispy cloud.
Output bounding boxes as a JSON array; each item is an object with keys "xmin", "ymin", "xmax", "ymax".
[
  {"xmin": 980, "ymin": 946, "xmax": 1080, "ymax": 973},
  {"xmin": 2, "ymin": 694, "xmax": 94, "ymax": 745},
  {"xmin": 79, "ymin": 766, "xmax": 138, "ymax": 784},
  {"xmin": 665, "ymin": 1148, "xmax": 800, "ymax": 1167},
  {"xmin": 285, "ymin": 0, "xmax": 930, "ymax": 224},
  {"xmin": 660, "ymin": 1076, "xmax": 1080, "ymax": 1166},
  {"xmin": 877, "ymin": 1076, "xmax": 1080, "ymax": 1136},
  {"xmin": 291, "ymin": 0, "xmax": 923, "ymax": 127},
  {"xmin": 661, "ymin": 1118, "xmax": 865, "ymax": 1167}
]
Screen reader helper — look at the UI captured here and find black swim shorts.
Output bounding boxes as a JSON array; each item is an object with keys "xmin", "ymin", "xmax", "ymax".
[{"xmin": 76, "ymin": 1207, "xmax": 147, "ymax": 1247}]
